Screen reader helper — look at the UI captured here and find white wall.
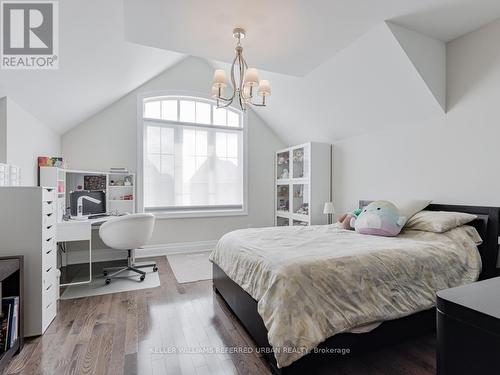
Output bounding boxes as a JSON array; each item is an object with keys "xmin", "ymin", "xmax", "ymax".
[
  {"xmin": 0, "ymin": 97, "xmax": 61, "ymax": 185},
  {"xmin": 62, "ymin": 56, "xmax": 284, "ymax": 245},
  {"xmin": 333, "ymin": 18, "xmax": 500, "ymax": 214}
]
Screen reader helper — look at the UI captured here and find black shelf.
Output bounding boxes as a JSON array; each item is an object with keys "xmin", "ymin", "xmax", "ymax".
[{"xmin": 0, "ymin": 256, "xmax": 23, "ymax": 373}]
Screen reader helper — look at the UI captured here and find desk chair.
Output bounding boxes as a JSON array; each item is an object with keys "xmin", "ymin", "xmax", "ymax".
[{"xmin": 99, "ymin": 213, "xmax": 157, "ymax": 284}]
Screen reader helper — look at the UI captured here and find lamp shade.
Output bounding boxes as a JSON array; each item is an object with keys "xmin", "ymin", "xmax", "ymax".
[
  {"xmin": 213, "ymin": 69, "xmax": 227, "ymax": 87},
  {"xmin": 258, "ymin": 80, "xmax": 271, "ymax": 96},
  {"xmin": 323, "ymin": 202, "xmax": 335, "ymax": 215},
  {"xmin": 244, "ymin": 68, "xmax": 259, "ymax": 87}
]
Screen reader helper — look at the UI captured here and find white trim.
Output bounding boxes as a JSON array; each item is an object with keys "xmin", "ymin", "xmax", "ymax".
[
  {"xmin": 138, "ymin": 240, "xmax": 217, "ymax": 257},
  {"xmin": 66, "ymin": 240, "xmax": 218, "ymax": 265},
  {"xmin": 152, "ymin": 208, "xmax": 247, "ymax": 219}
]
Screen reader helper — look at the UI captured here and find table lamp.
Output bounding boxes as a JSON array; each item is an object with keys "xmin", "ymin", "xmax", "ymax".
[{"xmin": 323, "ymin": 202, "xmax": 335, "ymax": 224}]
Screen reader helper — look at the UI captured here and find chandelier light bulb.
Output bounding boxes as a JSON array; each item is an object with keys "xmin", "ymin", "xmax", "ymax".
[{"xmin": 212, "ymin": 84, "xmax": 223, "ymax": 98}]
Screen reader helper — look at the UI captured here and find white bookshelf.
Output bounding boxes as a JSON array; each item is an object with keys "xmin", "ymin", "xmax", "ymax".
[
  {"xmin": 275, "ymin": 142, "xmax": 331, "ymax": 226},
  {"xmin": 106, "ymin": 173, "xmax": 135, "ymax": 215}
]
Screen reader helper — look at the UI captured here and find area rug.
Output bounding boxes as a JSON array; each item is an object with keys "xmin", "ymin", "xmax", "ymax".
[
  {"xmin": 167, "ymin": 251, "xmax": 212, "ymax": 283},
  {"xmin": 60, "ymin": 266, "xmax": 160, "ymax": 300}
]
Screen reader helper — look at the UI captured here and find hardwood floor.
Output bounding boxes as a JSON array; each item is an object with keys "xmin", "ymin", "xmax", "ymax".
[{"xmin": 3, "ymin": 257, "xmax": 436, "ymax": 375}]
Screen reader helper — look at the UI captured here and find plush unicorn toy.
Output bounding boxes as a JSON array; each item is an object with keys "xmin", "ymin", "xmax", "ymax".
[{"xmin": 351, "ymin": 200, "xmax": 406, "ymax": 237}]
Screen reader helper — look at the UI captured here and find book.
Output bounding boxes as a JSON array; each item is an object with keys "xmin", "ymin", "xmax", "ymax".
[
  {"xmin": 3, "ymin": 297, "xmax": 19, "ymax": 348},
  {"xmin": 1, "ymin": 297, "xmax": 19, "ymax": 350},
  {"xmin": 0, "ymin": 302, "xmax": 11, "ymax": 351}
]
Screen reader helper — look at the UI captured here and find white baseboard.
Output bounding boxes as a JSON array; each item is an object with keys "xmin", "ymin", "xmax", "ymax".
[{"xmin": 66, "ymin": 240, "xmax": 218, "ymax": 265}]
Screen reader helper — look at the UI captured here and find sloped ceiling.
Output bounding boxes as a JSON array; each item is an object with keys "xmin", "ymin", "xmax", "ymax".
[
  {"xmin": 242, "ymin": 22, "xmax": 445, "ymax": 145},
  {"xmin": 0, "ymin": 0, "xmax": 184, "ymax": 134}
]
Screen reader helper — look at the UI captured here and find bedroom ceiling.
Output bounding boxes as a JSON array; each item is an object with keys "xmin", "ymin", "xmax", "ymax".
[
  {"xmin": 0, "ymin": 0, "xmax": 499, "ymax": 137},
  {"xmin": 124, "ymin": 0, "xmax": 500, "ymax": 77}
]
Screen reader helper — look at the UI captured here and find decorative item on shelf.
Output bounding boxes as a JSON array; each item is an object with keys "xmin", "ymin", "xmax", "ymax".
[
  {"xmin": 293, "ymin": 187, "xmax": 303, "ymax": 198},
  {"xmin": 278, "ymin": 155, "xmax": 289, "ymax": 165},
  {"xmin": 293, "ymin": 149, "xmax": 304, "ymax": 162},
  {"xmin": 37, "ymin": 156, "xmax": 63, "ymax": 167},
  {"xmin": 84, "ymin": 175, "xmax": 106, "ymax": 191},
  {"xmin": 296, "ymin": 203, "xmax": 309, "ymax": 215},
  {"xmin": 278, "ymin": 186, "xmax": 288, "ymax": 196},
  {"xmin": 280, "ymin": 168, "xmax": 289, "ymax": 179},
  {"xmin": 124, "ymin": 176, "xmax": 133, "ymax": 186},
  {"xmin": 123, "ymin": 194, "xmax": 133, "ymax": 200},
  {"xmin": 293, "ymin": 220, "xmax": 308, "ymax": 226},
  {"xmin": 278, "ymin": 199, "xmax": 289, "ymax": 211},
  {"xmin": 323, "ymin": 202, "xmax": 335, "ymax": 224},
  {"xmin": 211, "ymin": 28, "xmax": 271, "ymax": 111}
]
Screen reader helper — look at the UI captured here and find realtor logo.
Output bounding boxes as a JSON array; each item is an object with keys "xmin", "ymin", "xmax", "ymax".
[{"xmin": 1, "ymin": 1, "xmax": 58, "ymax": 69}]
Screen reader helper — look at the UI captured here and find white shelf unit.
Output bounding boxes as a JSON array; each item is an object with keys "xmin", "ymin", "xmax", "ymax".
[
  {"xmin": 39, "ymin": 167, "xmax": 136, "ymax": 219},
  {"xmin": 275, "ymin": 142, "xmax": 331, "ymax": 226},
  {"xmin": 0, "ymin": 163, "xmax": 21, "ymax": 186},
  {"xmin": 107, "ymin": 173, "xmax": 135, "ymax": 215}
]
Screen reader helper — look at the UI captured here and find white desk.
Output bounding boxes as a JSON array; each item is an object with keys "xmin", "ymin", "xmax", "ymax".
[{"xmin": 57, "ymin": 217, "xmax": 111, "ymax": 286}]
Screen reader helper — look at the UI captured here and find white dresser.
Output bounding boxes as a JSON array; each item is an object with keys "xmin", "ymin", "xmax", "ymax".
[{"xmin": 0, "ymin": 186, "xmax": 58, "ymax": 336}]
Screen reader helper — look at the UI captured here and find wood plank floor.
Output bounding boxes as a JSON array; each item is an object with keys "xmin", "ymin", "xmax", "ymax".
[{"xmin": 3, "ymin": 257, "xmax": 436, "ymax": 375}]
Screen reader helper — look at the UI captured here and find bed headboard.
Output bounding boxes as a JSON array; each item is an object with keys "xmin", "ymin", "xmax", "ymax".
[{"xmin": 358, "ymin": 201, "xmax": 499, "ymax": 280}]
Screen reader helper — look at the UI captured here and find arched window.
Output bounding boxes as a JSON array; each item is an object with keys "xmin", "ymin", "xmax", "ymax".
[{"xmin": 139, "ymin": 95, "xmax": 246, "ymax": 217}]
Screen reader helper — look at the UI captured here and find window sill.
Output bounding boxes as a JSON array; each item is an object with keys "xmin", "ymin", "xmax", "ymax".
[{"xmin": 148, "ymin": 208, "xmax": 248, "ymax": 219}]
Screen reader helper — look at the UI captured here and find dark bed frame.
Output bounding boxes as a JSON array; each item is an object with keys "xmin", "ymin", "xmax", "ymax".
[{"xmin": 212, "ymin": 203, "xmax": 500, "ymax": 374}]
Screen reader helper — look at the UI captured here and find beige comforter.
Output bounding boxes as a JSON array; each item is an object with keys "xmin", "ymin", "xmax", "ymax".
[{"xmin": 209, "ymin": 224, "xmax": 482, "ymax": 368}]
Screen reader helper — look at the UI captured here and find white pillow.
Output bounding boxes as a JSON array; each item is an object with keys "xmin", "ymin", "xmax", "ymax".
[
  {"xmin": 405, "ymin": 210, "xmax": 477, "ymax": 233},
  {"xmin": 394, "ymin": 199, "xmax": 432, "ymax": 223}
]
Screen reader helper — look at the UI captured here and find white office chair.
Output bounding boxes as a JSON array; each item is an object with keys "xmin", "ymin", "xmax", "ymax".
[{"xmin": 99, "ymin": 213, "xmax": 157, "ymax": 284}]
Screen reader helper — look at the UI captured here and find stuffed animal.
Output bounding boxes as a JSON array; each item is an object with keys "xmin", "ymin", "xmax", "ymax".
[
  {"xmin": 351, "ymin": 200, "xmax": 406, "ymax": 237},
  {"xmin": 337, "ymin": 208, "xmax": 362, "ymax": 230}
]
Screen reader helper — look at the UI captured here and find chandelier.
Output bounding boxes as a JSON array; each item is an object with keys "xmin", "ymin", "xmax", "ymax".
[{"xmin": 211, "ymin": 28, "xmax": 271, "ymax": 111}]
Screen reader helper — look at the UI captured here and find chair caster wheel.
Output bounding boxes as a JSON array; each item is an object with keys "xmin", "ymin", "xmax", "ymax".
[
  {"xmin": 105, "ymin": 278, "xmax": 111, "ymax": 285},
  {"xmin": 103, "ymin": 271, "xmax": 108, "ymax": 276},
  {"xmin": 140, "ymin": 275, "xmax": 145, "ymax": 281},
  {"xmin": 153, "ymin": 266, "xmax": 158, "ymax": 272}
]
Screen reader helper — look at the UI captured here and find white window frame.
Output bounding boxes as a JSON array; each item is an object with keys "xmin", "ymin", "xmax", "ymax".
[{"xmin": 137, "ymin": 91, "xmax": 248, "ymax": 219}]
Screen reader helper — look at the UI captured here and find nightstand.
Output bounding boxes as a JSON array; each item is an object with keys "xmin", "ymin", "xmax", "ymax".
[{"xmin": 437, "ymin": 277, "xmax": 500, "ymax": 375}]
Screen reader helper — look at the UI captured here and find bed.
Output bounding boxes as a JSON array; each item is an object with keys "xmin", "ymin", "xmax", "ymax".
[{"xmin": 210, "ymin": 203, "xmax": 500, "ymax": 374}]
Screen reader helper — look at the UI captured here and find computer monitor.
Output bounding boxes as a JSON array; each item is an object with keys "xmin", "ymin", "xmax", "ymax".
[{"xmin": 70, "ymin": 190, "xmax": 106, "ymax": 216}]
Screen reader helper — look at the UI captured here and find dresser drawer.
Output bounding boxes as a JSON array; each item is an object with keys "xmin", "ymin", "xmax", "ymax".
[
  {"xmin": 42, "ymin": 268, "xmax": 56, "ymax": 302},
  {"xmin": 42, "ymin": 212, "xmax": 56, "ymax": 227},
  {"xmin": 42, "ymin": 187, "xmax": 56, "ymax": 202},
  {"xmin": 43, "ymin": 224, "xmax": 56, "ymax": 241},
  {"xmin": 42, "ymin": 295, "xmax": 57, "ymax": 332},
  {"xmin": 42, "ymin": 201, "xmax": 55, "ymax": 215},
  {"xmin": 42, "ymin": 235, "xmax": 56, "ymax": 254},
  {"xmin": 42, "ymin": 247, "xmax": 56, "ymax": 270}
]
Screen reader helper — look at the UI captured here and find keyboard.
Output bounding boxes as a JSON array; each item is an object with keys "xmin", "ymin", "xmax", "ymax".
[{"xmin": 87, "ymin": 213, "xmax": 110, "ymax": 219}]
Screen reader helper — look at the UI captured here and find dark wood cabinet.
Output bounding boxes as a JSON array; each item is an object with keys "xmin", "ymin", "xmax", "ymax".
[
  {"xmin": 0, "ymin": 256, "xmax": 23, "ymax": 372},
  {"xmin": 437, "ymin": 277, "xmax": 500, "ymax": 375}
]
